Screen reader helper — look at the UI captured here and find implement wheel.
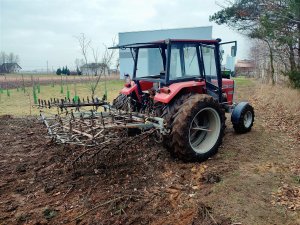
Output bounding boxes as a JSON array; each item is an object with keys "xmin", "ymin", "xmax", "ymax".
[{"xmin": 170, "ymin": 94, "xmax": 225, "ymax": 162}]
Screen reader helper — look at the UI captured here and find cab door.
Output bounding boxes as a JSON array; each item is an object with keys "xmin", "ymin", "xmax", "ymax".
[{"xmin": 200, "ymin": 44, "xmax": 222, "ymax": 101}]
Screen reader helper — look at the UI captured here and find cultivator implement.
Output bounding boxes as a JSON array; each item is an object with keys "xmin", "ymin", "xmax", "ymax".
[
  {"xmin": 40, "ymin": 109, "xmax": 165, "ymax": 145},
  {"xmin": 37, "ymin": 96, "xmax": 107, "ymax": 112},
  {"xmin": 37, "ymin": 97, "xmax": 167, "ymax": 164}
]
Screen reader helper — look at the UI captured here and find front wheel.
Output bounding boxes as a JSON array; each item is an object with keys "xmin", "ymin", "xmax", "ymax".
[
  {"xmin": 232, "ymin": 103, "xmax": 254, "ymax": 134},
  {"xmin": 169, "ymin": 94, "xmax": 226, "ymax": 162}
]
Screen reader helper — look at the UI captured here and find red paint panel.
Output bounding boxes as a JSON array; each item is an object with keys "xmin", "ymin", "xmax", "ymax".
[
  {"xmin": 154, "ymin": 81, "xmax": 205, "ymax": 104},
  {"xmin": 119, "ymin": 82, "xmax": 141, "ymax": 101},
  {"xmin": 139, "ymin": 81, "xmax": 153, "ymax": 91},
  {"xmin": 221, "ymin": 79, "xmax": 234, "ymax": 104},
  {"xmin": 119, "ymin": 81, "xmax": 153, "ymax": 102},
  {"xmin": 120, "ymin": 81, "xmax": 136, "ymax": 95}
]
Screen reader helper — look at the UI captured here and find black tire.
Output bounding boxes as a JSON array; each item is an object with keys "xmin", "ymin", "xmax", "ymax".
[
  {"xmin": 158, "ymin": 93, "xmax": 193, "ymax": 148},
  {"xmin": 112, "ymin": 94, "xmax": 129, "ymax": 110},
  {"xmin": 112, "ymin": 93, "xmax": 140, "ymax": 112},
  {"xmin": 233, "ymin": 104, "xmax": 254, "ymax": 134},
  {"xmin": 112, "ymin": 94, "xmax": 140, "ymax": 136},
  {"xmin": 169, "ymin": 94, "xmax": 226, "ymax": 162}
]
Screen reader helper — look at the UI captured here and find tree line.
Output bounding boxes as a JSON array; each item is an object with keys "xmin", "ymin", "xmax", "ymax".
[
  {"xmin": 210, "ymin": 0, "xmax": 300, "ymax": 88},
  {"xmin": 56, "ymin": 66, "xmax": 82, "ymax": 75},
  {"xmin": 0, "ymin": 52, "xmax": 20, "ymax": 65}
]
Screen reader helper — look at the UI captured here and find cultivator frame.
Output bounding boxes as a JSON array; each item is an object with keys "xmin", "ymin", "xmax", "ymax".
[{"xmin": 38, "ymin": 99, "xmax": 167, "ymax": 147}]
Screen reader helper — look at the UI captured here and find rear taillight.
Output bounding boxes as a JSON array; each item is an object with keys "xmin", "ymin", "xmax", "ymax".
[{"xmin": 124, "ymin": 83, "xmax": 131, "ymax": 88}]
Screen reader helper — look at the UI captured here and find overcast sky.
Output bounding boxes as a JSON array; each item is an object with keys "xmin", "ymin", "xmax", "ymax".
[{"xmin": 0, "ymin": 0, "xmax": 250, "ymax": 71}]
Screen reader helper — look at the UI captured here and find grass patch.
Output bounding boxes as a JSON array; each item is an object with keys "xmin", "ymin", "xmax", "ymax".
[
  {"xmin": 233, "ymin": 76, "xmax": 254, "ymax": 86},
  {"xmin": 0, "ymin": 79, "xmax": 124, "ymax": 116}
]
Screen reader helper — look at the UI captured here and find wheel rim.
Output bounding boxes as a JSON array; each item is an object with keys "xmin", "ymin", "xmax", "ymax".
[
  {"xmin": 243, "ymin": 111, "xmax": 253, "ymax": 128},
  {"xmin": 188, "ymin": 107, "xmax": 221, "ymax": 154}
]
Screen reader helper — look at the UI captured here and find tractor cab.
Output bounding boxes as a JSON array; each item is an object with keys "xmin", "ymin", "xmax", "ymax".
[{"xmin": 111, "ymin": 39, "xmax": 237, "ymax": 106}]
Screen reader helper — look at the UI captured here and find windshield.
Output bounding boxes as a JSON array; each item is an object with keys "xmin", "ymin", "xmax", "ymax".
[
  {"xmin": 169, "ymin": 44, "xmax": 200, "ymax": 80},
  {"xmin": 136, "ymin": 48, "xmax": 165, "ymax": 78}
]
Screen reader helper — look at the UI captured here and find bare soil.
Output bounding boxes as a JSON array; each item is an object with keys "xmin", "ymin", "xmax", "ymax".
[{"xmin": 0, "ymin": 82, "xmax": 299, "ymax": 225}]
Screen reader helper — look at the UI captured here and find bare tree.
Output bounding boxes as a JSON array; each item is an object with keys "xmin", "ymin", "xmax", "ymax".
[
  {"xmin": 75, "ymin": 33, "xmax": 117, "ymax": 97},
  {"xmin": 250, "ymin": 38, "xmax": 292, "ymax": 84},
  {"xmin": 91, "ymin": 46, "xmax": 100, "ymax": 64},
  {"xmin": 89, "ymin": 38, "xmax": 117, "ymax": 97},
  {"xmin": 75, "ymin": 33, "xmax": 91, "ymax": 73},
  {"xmin": 7, "ymin": 52, "xmax": 19, "ymax": 64},
  {"xmin": 0, "ymin": 52, "xmax": 7, "ymax": 64},
  {"xmin": 74, "ymin": 58, "xmax": 84, "ymax": 73},
  {"xmin": 90, "ymin": 44, "xmax": 100, "ymax": 76},
  {"xmin": 0, "ymin": 52, "xmax": 20, "ymax": 73},
  {"xmin": 0, "ymin": 52, "xmax": 19, "ymax": 64},
  {"xmin": 115, "ymin": 58, "xmax": 120, "ymax": 71},
  {"xmin": 101, "ymin": 38, "xmax": 116, "ymax": 73}
]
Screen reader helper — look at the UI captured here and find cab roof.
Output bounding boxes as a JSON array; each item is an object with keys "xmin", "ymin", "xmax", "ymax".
[{"xmin": 109, "ymin": 39, "xmax": 221, "ymax": 49}]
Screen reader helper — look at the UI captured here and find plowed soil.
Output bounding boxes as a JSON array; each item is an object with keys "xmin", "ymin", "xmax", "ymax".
[{"xmin": 0, "ymin": 81, "xmax": 299, "ymax": 225}]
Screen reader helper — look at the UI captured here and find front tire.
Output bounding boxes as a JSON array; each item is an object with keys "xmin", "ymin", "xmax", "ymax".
[
  {"xmin": 232, "ymin": 104, "xmax": 254, "ymax": 134},
  {"xmin": 170, "ymin": 94, "xmax": 225, "ymax": 162}
]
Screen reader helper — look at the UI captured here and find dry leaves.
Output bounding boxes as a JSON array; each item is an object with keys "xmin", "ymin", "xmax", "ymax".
[{"xmin": 271, "ymin": 184, "xmax": 300, "ymax": 211}]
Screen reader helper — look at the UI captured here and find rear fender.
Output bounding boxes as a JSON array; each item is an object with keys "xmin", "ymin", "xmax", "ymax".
[
  {"xmin": 120, "ymin": 82, "xmax": 141, "ymax": 101},
  {"xmin": 154, "ymin": 81, "xmax": 205, "ymax": 104},
  {"xmin": 120, "ymin": 81, "xmax": 153, "ymax": 102}
]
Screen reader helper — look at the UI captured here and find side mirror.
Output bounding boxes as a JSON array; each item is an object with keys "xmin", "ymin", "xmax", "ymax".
[{"xmin": 231, "ymin": 46, "xmax": 237, "ymax": 57}]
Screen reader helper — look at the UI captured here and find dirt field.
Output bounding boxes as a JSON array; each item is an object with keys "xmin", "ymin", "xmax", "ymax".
[{"xmin": 0, "ymin": 81, "xmax": 299, "ymax": 225}]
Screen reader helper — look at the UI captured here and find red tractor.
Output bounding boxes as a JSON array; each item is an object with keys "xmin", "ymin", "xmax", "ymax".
[{"xmin": 111, "ymin": 39, "xmax": 254, "ymax": 162}]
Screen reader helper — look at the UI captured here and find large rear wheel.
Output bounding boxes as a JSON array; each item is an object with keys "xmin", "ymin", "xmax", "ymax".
[
  {"xmin": 158, "ymin": 93, "xmax": 193, "ymax": 148},
  {"xmin": 170, "ymin": 94, "xmax": 225, "ymax": 162}
]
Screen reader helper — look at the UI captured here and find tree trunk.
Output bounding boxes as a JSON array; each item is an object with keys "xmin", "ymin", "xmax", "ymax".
[
  {"xmin": 296, "ymin": 0, "xmax": 300, "ymax": 70},
  {"xmin": 288, "ymin": 43, "xmax": 296, "ymax": 71},
  {"xmin": 265, "ymin": 40, "xmax": 275, "ymax": 85},
  {"xmin": 297, "ymin": 21, "xmax": 300, "ymax": 70}
]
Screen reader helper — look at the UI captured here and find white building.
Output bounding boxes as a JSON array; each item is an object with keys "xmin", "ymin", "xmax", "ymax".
[{"xmin": 118, "ymin": 26, "xmax": 213, "ymax": 79}]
